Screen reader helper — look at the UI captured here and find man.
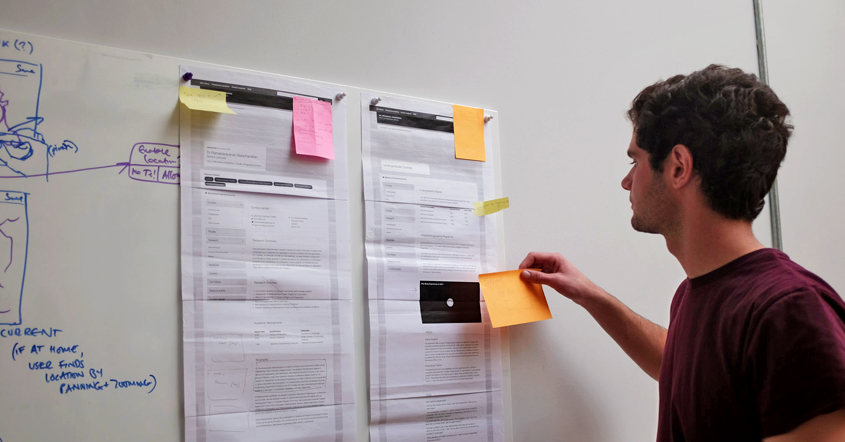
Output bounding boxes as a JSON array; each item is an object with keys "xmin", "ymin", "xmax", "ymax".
[{"xmin": 520, "ymin": 65, "xmax": 845, "ymax": 441}]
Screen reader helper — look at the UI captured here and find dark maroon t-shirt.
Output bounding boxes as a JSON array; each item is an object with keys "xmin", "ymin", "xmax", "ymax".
[{"xmin": 657, "ymin": 248, "xmax": 845, "ymax": 441}]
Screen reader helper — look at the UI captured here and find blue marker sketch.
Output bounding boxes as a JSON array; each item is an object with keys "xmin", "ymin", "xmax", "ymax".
[
  {"xmin": 0, "ymin": 191, "xmax": 28, "ymax": 326},
  {"xmin": 0, "ymin": 141, "xmax": 181, "ymax": 184},
  {"xmin": 126, "ymin": 143, "xmax": 180, "ymax": 184},
  {"xmin": 0, "ymin": 59, "xmax": 78, "ymax": 181}
]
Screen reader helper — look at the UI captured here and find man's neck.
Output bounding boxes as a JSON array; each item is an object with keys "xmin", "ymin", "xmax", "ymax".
[{"xmin": 664, "ymin": 208, "xmax": 765, "ymax": 279}]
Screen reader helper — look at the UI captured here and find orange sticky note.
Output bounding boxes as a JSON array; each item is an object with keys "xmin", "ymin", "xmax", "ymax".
[
  {"xmin": 452, "ymin": 104, "xmax": 486, "ymax": 161},
  {"xmin": 478, "ymin": 269, "xmax": 552, "ymax": 328}
]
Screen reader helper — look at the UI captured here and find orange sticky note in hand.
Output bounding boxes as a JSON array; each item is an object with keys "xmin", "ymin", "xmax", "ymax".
[
  {"xmin": 478, "ymin": 269, "xmax": 552, "ymax": 328},
  {"xmin": 452, "ymin": 104, "xmax": 486, "ymax": 161}
]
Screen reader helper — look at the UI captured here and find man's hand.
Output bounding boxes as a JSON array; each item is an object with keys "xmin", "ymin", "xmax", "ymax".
[
  {"xmin": 519, "ymin": 252, "xmax": 601, "ymax": 305},
  {"xmin": 519, "ymin": 251, "xmax": 667, "ymax": 380}
]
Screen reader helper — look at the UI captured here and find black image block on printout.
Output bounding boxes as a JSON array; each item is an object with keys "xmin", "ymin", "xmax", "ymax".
[{"xmin": 419, "ymin": 281, "xmax": 482, "ymax": 324}]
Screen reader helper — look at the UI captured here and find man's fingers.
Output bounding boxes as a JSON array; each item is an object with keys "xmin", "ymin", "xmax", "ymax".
[
  {"xmin": 521, "ymin": 269, "xmax": 548, "ymax": 286},
  {"xmin": 518, "ymin": 254, "xmax": 536, "ymax": 270},
  {"xmin": 519, "ymin": 252, "xmax": 555, "ymax": 270}
]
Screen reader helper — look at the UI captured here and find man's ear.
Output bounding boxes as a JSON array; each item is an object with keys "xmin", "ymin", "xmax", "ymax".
[{"xmin": 667, "ymin": 144, "xmax": 694, "ymax": 189}]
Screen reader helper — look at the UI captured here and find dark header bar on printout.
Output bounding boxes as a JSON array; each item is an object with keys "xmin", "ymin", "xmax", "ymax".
[
  {"xmin": 191, "ymin": 79, "xmax": 331, "ymax": 111},
  {"xmin": 370, "ymin": 105, "xmax": 454, "ymax": 133}
]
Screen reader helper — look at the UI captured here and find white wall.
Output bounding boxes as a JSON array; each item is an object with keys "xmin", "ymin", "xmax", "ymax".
[
  {"xmin": 763, "ymin": 1, "xmax": 845, "ymax": 295},
  {"xmin": 0, "ymin": 1, "xmax": 766, "ymax": 440}
]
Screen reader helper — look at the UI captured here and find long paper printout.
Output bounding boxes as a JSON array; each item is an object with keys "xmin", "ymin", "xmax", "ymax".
[
  {"xmin": 362, "ymin": 93, "xmax": 505, "ymax": 442},
  {"xmin": 180, "ymin": 65, "xmax": 355, "ymax": 442}
]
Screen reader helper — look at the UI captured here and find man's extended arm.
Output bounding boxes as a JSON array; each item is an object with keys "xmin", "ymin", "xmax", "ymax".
[{"xmin": 520, "ymin": 252, "xmax": 667, "ymax": 380}]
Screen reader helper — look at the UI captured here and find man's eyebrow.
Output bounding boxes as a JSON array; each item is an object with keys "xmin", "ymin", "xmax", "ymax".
[{"xmin": 626, "ymin": 150, "xmax": 635, "ymax": 158}]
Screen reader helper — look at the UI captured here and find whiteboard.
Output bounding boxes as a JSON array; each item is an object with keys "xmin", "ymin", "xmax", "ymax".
[
  {"xmin": 0, "ymin": 0, "xmax": 774, "ymax": 440},
  {"xmin": 0, "ymin": 31, "xmax": 184, "ymax": 441}
]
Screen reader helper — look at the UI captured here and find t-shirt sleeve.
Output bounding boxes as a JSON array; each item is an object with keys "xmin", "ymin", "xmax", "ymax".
[{"xmin": 747, "ymin": 289, "xmax": 845, "ymax": 437}]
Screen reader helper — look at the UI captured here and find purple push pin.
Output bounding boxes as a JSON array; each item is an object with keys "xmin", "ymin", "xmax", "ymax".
[{"xmin": 182, "ymin": 72, "xmax": 193, "ymax": 81}]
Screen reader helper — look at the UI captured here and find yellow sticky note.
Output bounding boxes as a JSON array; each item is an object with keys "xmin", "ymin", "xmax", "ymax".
[
  {"xmin": 479, "ymin": 269, "xmax": 552, "ymax": 328},
  {"xmin": 474, "ymin": 197, "xmax": 509, "ymax": 216},
  {"xmin": 452, "ymin": 104, "xmax": 486, "ymax": 161},
  {"xmin": 179, "ymin": 86, "xmax": 236, "ymax": 114}
]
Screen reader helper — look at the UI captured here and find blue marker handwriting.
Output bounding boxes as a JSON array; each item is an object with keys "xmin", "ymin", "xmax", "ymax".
[
  {"xmin": 8, "ymin": 335, "xmax": 156, "ymax": 395},
  {"xmin": 15, "ymin": 64, "xmax": 35, "ymax": 74},
  {"xmin": 126, "ymin": 143, "xmax": 180, "ymax": 185},
  {"xmin": 60, "ymin": 374, "xmax": 156, "ymax": 395},
  {"xmin": 1, "ymin": 39, "xmax": 34, "ymax": 55},
  {"xmin": 12, "ymin": 341, "xmax": 79, "ymax": 361},
  {"xmin": 2, "ymin": 326, "xmax": 62, "ymax": 340},
  {"xmin": 27, "ymin": 358, "xmax": 83, "ymax": 371},
  {"xmin": 3, "ymin": 192, "xmax": 22, "ymax": 201}
]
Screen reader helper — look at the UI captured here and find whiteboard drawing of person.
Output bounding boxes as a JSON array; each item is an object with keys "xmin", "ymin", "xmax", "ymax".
[{"xmin": 0, "ymin": 85, "xmax": 78, "ymax": 179}]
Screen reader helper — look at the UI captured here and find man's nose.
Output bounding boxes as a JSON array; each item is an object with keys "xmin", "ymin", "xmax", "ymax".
[{"xmin": 621, "ymin": 170, "xmax": 632, "ymax": 191}]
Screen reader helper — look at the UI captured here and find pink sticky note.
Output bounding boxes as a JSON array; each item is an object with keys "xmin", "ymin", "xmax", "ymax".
[{"xmin": 292, "ymin": 96, "xmax": 334, "ymax": 159}]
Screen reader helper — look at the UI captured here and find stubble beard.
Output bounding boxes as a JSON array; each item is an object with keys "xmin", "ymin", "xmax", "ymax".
[{"xmin": 631, "ymin": 177, "xmax": 678, "ymax": 235}]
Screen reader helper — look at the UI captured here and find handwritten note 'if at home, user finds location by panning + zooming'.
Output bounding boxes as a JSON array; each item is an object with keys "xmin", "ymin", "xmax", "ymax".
[
  {"xmin": 478, "ymin": 269, "xmax": 552, "ymax": 328},
  {"xmin": 292, "ymin": 96, "xmax": 334, "ymax": 159}
]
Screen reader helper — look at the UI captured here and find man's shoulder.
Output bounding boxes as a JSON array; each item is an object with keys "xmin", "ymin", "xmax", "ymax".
[
  {"xmin": 682, "ymin": 248, "xmax": 839, "ymax": 312},
  {"xmin": 732, "ymin": 248, "xmax": 843, "ymax": 320},
  {"xmin": 671, "ymin": 248, "xmax": 842, "ymax": 324},
  {"xmin": 740, "ymin": 248, "xmax": 836, "ymax": 294}
]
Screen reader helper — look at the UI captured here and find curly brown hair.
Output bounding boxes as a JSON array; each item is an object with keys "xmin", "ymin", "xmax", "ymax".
[{"xmin": 628, "ymin": 64, "xmax": 792, "ymax": 221}]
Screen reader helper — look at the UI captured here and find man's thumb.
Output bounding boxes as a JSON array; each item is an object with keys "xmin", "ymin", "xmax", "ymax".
[{"xmin": 521, "ymin": 269, "xmax": 548, "ymax": 285}]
